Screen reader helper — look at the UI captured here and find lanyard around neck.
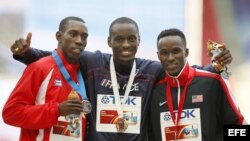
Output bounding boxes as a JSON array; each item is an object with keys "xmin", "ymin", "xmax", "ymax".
[
  {"xmin": 52, "ymin": 50, "xmax": 87, "ymax": 100},
  {"xmin": 110, "ymin": 56, "xmax": 136, "ymax": 117},
  {"xmin": 165, "ymin": 74, "xmax": 193, "ymax": 126}
]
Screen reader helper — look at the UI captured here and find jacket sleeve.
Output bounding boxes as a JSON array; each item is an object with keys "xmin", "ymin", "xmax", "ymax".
[
  {"xmin": 217, "ymin": 77, "xmax": 246, "ymax": 125},
  {"xmin": 148, "ymin": 101, "xmax": 156, "ymax": 141},
  {"xmin": 148, "ymin": 85, "xmax": 163, "ymax": 141},
  {"xmin": 13, "ymin": 47, "xmax": 52, "ymax": 65},
  {"xmin": 2, "ymin": 63, "xmax": 59, "ymax": 129},
  {"xmin": 192, "ymin": 65, "xmax": 217, "ymax": 73}
]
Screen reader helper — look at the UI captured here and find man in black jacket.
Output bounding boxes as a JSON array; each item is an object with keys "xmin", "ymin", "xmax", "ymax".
[{"xmin": 149, "ymin": 28, "xmax": 246, "ymax": 141}]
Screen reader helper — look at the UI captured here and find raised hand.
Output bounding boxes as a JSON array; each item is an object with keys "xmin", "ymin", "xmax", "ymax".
[
  {"xmin": 214, "ymin": 45, "xmax": 232, "ymax": 65},
  {"xmin": 11, "ymin": 32, "xmax": 32, "ymax": 55}
]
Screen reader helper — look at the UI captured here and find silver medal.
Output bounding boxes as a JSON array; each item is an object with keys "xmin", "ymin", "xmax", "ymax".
[{"xmin": 82, "ymin": 100, "xmax": 92, "ymax": 114}]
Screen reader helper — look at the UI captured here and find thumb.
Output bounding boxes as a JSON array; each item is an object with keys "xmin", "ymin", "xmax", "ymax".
[
  {"xmin": 18, "ymin": 32, "xmax": 32, "ymax": 55},
  {"xmin": 26, "ymin": 32, "xmax": 32, "ymax": 47}
]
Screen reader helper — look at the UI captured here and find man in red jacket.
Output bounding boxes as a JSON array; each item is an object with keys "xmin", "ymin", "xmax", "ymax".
[{"xmin": 2, "ymin": 16, "xmax": 89, "ymax": 141}]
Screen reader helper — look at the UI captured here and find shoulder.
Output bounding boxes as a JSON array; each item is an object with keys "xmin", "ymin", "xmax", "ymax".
[
  {"xmin": 195, "ymin": 68, "xmax": 221, "ymax": 80},
  {"xmin": 25, "ymin": 56, "xmax": 55, "ymax": 74},
  {"xmin": 82, "ymin": 50, "xmax": 111, "ymax": 58},
  {"xmin": 18, "ymin": 56, "xmax": 56, "ymax": 84},
  {"xmin": 135, "ymin": 58, "xmax": 165, "ymax": 82},
  {"xmin": 81, "ymin": 50, "xmax": 111, "ymax": 62},
  {"xmin": 135, "ymin": 58, "xmax": 162, "ymax": 71},
  {"xmin": 151, "ymin": 78, "xmax": 166, "ymax": 100},
  {"xmin": 80, "ymin": 50, "xmax": 111, "ymax": 69},
  {"xmin": 193, "ymin": 68, "xmax": 227, "ymax": 88},
  {"xmin": 192, "ymin": 65, "xmax": 216, "ymax": 73}
]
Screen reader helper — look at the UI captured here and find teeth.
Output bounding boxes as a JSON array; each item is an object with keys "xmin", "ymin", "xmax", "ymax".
[{"xmin": 122, "ymin": 51, "xmax": 130, "ymax": 54}]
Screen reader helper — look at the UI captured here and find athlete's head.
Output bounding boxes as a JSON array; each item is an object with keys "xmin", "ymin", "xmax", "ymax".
[
  {"xmin": 157, "ymin": 28, "xmax": 189, "ymax": 76},
  {"xmin": 108, "ymin": 17, "xmax": 140, "ymax": 66},
  {"xmin": 56, "ymin": 16, "xmax": 88, "ymax": 64}
]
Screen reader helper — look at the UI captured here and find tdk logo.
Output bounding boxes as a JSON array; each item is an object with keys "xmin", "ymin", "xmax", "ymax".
[
  {"xmin": 163, "ymin": 110, "xmax": 195, "ymax": 121},
  {"xmin": 172, "ymin": 109, "xmax": 196, "ymax": 119},
  {"xmin": 164, "ymin": 113, "xmax": 171, "ymax": 121},
  {"xmin": 100, "ymin": 95, "xmax": 136, "ymax": 105}
]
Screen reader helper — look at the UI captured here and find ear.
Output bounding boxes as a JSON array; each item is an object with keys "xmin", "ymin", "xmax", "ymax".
[
  {"xmin": 107, "ymin": 36, "xmax": 112, "ymax": 48},
  {"xmin": 137, "ymin": 35, "xmax": 141, "ymax": 46},
  {"xmin": 56, "ymin": 31, "xmax": 62, "ymax": 42},
  {"xmin": 157, "ymin": 51, "xmax": 161, "ymax": 60},
  {"xmin": 185, "ymin": 48, "xmax": 189, "ymax": 57}
]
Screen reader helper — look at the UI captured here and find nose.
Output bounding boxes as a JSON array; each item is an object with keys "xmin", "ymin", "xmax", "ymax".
[
  {"xmin": 166, "ymin": 53, "xmax": 175, "ymax": 62},
  {"xmin": 122, "ymin": 40, "xmax": 130, "ymax": 48},
  {"xmin": 75, "ymin": 35, "xmax": 83, "ymax": 46}
]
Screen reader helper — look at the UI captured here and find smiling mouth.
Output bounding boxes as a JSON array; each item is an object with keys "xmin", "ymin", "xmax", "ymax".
[{"xmin": 120, "ymin": 50, "xmax": 133, "ymax": 56}]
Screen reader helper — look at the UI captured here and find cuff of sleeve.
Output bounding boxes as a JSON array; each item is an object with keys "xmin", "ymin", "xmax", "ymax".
[{"xmin": 50, "ymin": 102, "xmax": 60, "ymax": 123}]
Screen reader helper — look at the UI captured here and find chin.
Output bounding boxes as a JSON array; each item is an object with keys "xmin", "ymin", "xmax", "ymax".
[
  {"xmin": 121, "ymin": 56, "xmax": 134, "ymax": 61},
  {"xmin": 167, "ymin": 71, "xmax": 178, "ymax": 76}
]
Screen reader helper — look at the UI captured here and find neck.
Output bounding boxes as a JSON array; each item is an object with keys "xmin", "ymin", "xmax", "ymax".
[
  {"xmin": 58, "ymin": 48, "xmax": 78, "ymax": 64},
  {"xmin": 67, "ymin": 58, "xmax": 78, "ymax": 64},
  {"xmin": 113, "ymin": 59, "xmax": 134, "ymax": 75},
  {"xmin": 167, "ymin": 61, "xmax": 187, "ymax": 77}
]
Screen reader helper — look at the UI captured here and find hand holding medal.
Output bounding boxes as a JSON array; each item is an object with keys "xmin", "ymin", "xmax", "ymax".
[
  {"xmin": 68, "ymin": 90, "xmax": 92, "ymax": 115},
  {"xmin": 65, "ymin": 90, "xmax": 82, "ymax": 119}
]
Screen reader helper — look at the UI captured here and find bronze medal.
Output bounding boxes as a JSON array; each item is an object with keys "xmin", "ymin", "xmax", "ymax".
[
  {"xmin": 82, "ymin": 100, "xmax": 92, "ymax": 114},
  {"xmin": 115, "ymin": 117, "xmax": 128, "ymax": 132}
]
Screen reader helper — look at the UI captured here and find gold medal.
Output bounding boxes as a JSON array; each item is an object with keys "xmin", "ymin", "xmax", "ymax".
[
  {"xmin": 68, "ymin": 90, "xmax": 80, "ymax": 100},
  {"xmin": 115, "ymin": 117, "xmax": 128, "ymax": 132},
  {"xmin": 65, "ymin": 90, "xmax": 81, "ymax": 119}
]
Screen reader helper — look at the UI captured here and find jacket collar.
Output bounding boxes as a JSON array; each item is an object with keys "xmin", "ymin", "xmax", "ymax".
[
  {"xmin": 55, "ymin": 49, "xmax": 80, "ymax": 72},
  {"xmin": 165, "ymin": 61, "xmax": 193, "ymax": 87}
]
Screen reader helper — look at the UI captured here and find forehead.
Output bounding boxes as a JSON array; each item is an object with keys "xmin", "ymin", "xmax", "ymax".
[
  {"xmin": 111, "ymin": 23, "xmax": 138, "ymax": 36},
  {"xmin": 64, "ymin": 20, "xmax": 88, "ymax": 32},
  {"xmin": 158, "ymin": 36, "xmax": 183, "ymax": 47}
]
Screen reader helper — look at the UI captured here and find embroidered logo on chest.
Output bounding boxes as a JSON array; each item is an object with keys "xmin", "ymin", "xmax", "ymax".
[
  {"xmin": 192, "ymin": 95, "xmax": 203, "ymax": 103},
  {"xmin": 54, "ymin": 79, "xmax": 62, "ymax": 86}
]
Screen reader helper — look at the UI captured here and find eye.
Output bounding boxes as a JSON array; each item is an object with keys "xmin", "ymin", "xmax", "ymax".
[
  {"xmin": 81, "ymin": 34, "xmax": 88, "ymax": 40},
  {"xmin": 129, "ymin": 36, "xmax": 136, "ymax": 42},
  {"xmin": 115, "ymin": 37, "xmax": 123, "ymax": 42},
  {"xmin": 70, "ymin": 31, "xmax": 78, "ymax": 37},
  {"xmin": 172, "ymin": 48, "xmax": 182, "ymax": 54},
  {"xmin": 159, "ymin": 50, "xmax": 169, "ymax": 56}
]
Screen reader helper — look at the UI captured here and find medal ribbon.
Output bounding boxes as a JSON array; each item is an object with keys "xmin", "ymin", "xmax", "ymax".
[
  {"xmin": 110, "ymin": 56, "xmax": 136, "ymax": 117},
  {"xmin": 52, "ymin": 50, "xmax": 87, "ymax": 100},
  {"xmin": 165, "ymin": 70, "xmax": 194, "ymax": 137}
]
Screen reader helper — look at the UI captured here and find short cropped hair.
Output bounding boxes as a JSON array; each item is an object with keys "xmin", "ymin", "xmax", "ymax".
[
  {"xmin": 109, "ymin": 17, "xmax": 139, "ymax": 36},
  {"xmin": 157, "ymin": 28, "xmax": 186, "ymax": 48},
  {"xmin": 59, "ymin": 16, "xmax": 85, "ymax": 32}
]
